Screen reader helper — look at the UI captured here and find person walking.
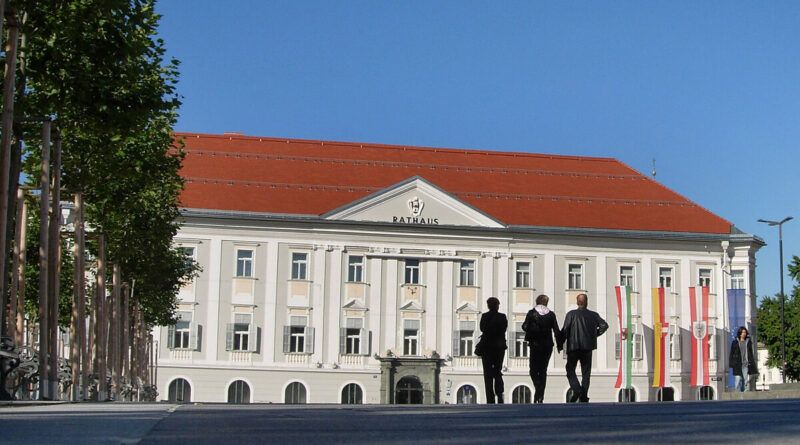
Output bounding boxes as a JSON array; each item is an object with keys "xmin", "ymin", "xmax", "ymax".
[
  {"xmin": 562, "ymin": 293, "xmax": 608, "ymax": 403},
  {"xmin": 729, "ymin": 326, "xmax": 757, "ymax": 392},
  {"xmin": 522, "ymin": 294, "xmax": 563, "ymax": 403},
  {"xmin": 479, "ymin": 297, "xmax": 508, "ymax": 404}
]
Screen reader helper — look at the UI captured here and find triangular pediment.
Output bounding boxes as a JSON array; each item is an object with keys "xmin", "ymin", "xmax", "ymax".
[
  {"xmin": 399, "ymin": 301, "xmax": 425, "ymax": 312},
  {"xmin": 342, "ymin": 299, "xmax": 368, "ymax": 311},
  {"xmin": 324, "ymin": 177, "xmax": 505, "ymax": 228},
  {"xmin": 456, "ymin": 302, "xmax": 480, "ymax": 314}
]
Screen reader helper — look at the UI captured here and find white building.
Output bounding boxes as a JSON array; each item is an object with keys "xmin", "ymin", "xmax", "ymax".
[{"xmin": 156, "ymin": 133, "xmax": 763, "ymax": 404}]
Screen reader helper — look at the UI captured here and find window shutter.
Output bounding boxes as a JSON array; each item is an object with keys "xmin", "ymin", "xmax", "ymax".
[
  {"xmin": 615, "ymin": 333, "xmax": 620, "ymax": 360},
  {"xmin": 634, "ymin": 334, "xmax": 643, "ymax": 361},
  {"xmin": 189, "ymin": 324, "xmax": 198, "ymax": 351},
  {"xmin": 248, "ymin": 324, "xmax": 258, "ymax": 352},
  {"xmin": 367, "ymin": 331, "xmax": 373, "ymax": 356},
  {"xmin": 283, "ymin": 326, "xmax": 291, "ymax": 353},
  {"xmin": 305, "ymin": 327, "xmax": 315, "ymax": 354},
  {"xmin": 340, "ymin": 328, "xmax": 347, "ymax": 355},
  {"xmin": 708, "ymin": 327, "xmax": 717, "ymax": 361},
  {"xmin": 167, "ymin": 325, "xmax": 176, "ymax": 349},
  {"xmin": 359, "ymin": 328, "xmax": 368, "ymax": 355},
  {"xmin": 671, "ymin": 332, "xmax": 681, "ymax": 360},
  {"xmin": 508, "ymin": 335, "xmax": 516, "ymax": 358},
  {"xmin": 225, "ymin": 323, "xmax": 234, "ymax": 351},
  {"xmin": 452, "ymin": 333, "xmax": 460, "ymax": 357}
]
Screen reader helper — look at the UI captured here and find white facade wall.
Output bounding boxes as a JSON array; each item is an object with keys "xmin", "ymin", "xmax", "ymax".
[{"xmin": 158, "ymin": 214, "xmax": 760, "ymax": 405}]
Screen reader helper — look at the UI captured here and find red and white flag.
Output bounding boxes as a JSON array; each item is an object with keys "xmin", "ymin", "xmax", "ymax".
[{"xmin": 689, "ymin": 286, "xmax": 710, "ymax": 386}]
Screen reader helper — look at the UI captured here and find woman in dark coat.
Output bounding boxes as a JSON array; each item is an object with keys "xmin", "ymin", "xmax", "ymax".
[
  {"xmin": 729, "ymin": 326, "xmax": 757, "ymax": 392},
  {"xmin": 479, "ymin": 297, "xmax": 508, "ymax": 404},
  {"xmin": 522, "ymin": 294, "xmax": 564, "ymax": 403}
]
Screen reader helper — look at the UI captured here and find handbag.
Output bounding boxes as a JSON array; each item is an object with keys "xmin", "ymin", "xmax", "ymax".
[{"xmin": 474, "ymin": 336, "xmax": 485, "ymax": 357}]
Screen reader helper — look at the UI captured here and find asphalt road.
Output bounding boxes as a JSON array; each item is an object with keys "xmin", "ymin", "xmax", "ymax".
[{"xmin": 2, "ymin": 399, "xmax": 799, "ymax": 444}]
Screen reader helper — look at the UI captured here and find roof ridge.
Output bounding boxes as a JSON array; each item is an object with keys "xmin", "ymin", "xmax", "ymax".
[{"xmin": 175, "ymin": 131, "xmax": 620, "ymax": 164}]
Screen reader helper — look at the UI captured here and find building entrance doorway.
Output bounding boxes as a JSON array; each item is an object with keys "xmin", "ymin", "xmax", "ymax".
[{"xmin": 395, "ymin": 376, "xmax": 423, "ymax": 404}]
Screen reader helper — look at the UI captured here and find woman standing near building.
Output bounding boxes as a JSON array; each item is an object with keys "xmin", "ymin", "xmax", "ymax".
[
  {"xmin": 729, "ymin": 326, "xmax": 757, "ymax": 392},
  {"xmin": 522, "ymin": 294, "xmax": 564, "ymax": 403},
  {"xmin": 479, "ymin": 297, "xmax": 508, "ymax": 403}
]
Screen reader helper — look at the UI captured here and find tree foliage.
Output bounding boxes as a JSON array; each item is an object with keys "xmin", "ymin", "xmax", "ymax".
[
  {"xmin": 7, "ymin": 0, "xmax": 196, "ymax": 326},
  {"xmin": 758, "ymin": 255, "xmax": 800, "ymax": 381}
]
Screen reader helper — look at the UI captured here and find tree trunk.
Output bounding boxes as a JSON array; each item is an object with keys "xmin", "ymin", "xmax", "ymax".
[
  {"xmin": 37, "ymin": 120, "xmax": 51, "ymax": 400},
  {"xmin": 11, "ymin": 188, "xmax": 26, "ymax": 346},
  {"xmin": 95, "ymin": 234, "xmax": 107, "ymax": 401},
  {"xmin": 48, "ymin": 137, "xmax": 61, "ymax": 399}
]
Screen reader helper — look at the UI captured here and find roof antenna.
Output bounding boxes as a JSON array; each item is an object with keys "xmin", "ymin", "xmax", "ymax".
[{"xmin": 651, "ymin": 158, "xmax": 657, "ymax": 178}]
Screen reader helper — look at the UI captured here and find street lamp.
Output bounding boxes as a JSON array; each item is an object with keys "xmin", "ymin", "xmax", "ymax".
[{"xmin": 758, "ymin": 216, "xmax": 793, "ymax": 383}]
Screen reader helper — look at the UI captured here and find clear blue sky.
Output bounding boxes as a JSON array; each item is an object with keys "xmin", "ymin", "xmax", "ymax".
[{"xmin": 157, "ymin": 1, "xmax": 799, "ymax": 299}]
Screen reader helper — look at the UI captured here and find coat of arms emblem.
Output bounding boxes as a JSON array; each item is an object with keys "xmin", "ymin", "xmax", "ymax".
[
  {"xmin": 692, "ymin": 321, "xmax": 707, "ymax": 340},
  {"xmin": 407, "ymin": 196, "xmax": 424, "ymax": 217}
]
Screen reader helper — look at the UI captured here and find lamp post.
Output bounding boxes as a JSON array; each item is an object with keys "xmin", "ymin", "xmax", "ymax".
[{"xmin": 758, "ymin": 216, "xmax": 793, "ymax": 383}]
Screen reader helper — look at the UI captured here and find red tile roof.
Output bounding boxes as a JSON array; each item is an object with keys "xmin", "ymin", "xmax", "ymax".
[{"xmin": 177, "ymin": 132, "xmax": 733, "ymax": 234}]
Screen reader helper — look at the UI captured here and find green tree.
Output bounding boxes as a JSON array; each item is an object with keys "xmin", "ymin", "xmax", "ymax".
[
  {"xmin": 8, "ymin": 0, "xmax": 196, "ymax": 326},
  {"xmin": 758, "ymin": 255, "xmax": 800, "ymax": 381}
]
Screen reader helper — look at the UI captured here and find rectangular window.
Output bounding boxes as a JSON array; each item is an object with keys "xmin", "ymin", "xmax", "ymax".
[
  {"xmin": 343, "ymin": 318, "xmax": 363, "ymax": 355},
  {"xmin": 232, "ymin": 314, "xmax": 251, "ymax": 351},
  {"xmin": 698, "ymin": 268, "xmax": 712, "ymax": 289},
  {"xmin": 568, "ymin": 264, "xmax": 583, "ymax": 290},
  {"xmin": 405, "ymin": 259, "xmax": 420, "ymax": 285},
  {"xmin": 289, "ymin": 316, "xmax": 307, "ymax": 353},
  {"xmin": 515, "ymin": 262, "xmax": 531, "ymax": 288},
  {"xmin": 731, "ymin": 270, "xmax": 745, "ymax": 290},
  {"xmin": 459, "ymin": 260, "xmax": 476, "ymax": 286},
  {"xmin": 457, "ymin": 321, "xmax": 475, "ymax": 356},
  {"xmin": 514, "ymin": 321, "xmax": 529, "ymax": 358},
  {"xmin": 403, "ymin": 319, "xmax": 420, "ymax": 356},
  {"xmin": 179, "ymin": 246, "xmax": 195, "ymax": 270},
  {"xmin": 658, "ymin": 267, "xmax": 673, "ymax": 290},
  {"xmin": 291, "ymin": 252, "xmax": 308, "ymax": 280},
  {"xmin": 236, "ymin": 249, "xmax": 253, "ymax": 277},
  {"xmin": 347, "ymin": 256, "xmax": 365, "ymax": 283},
  {"xmin": 170, "ymin": 311, "xmax": 192, "ymax": 349},
  {"xmin": 619, "ymin": 266, "xmax": 635, "ymax": 290}
]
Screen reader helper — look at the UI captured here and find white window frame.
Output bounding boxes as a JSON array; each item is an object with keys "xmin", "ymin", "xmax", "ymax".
[
  {"xmin": 232, "ymin": 313, "xmax": 252, "ymax": 351},
  {"xmin": 459, "ymin": 260, "xmax": 476, "ymax": 286},
  {"xmin": 455, "ymin": 320, "xmax": 475, "ymax": 357},
  {"xmin": 514, "ymin": 321, "xmax": 529, "ymax": 358},
  {"xmin": 404, "ymin": 259, "xmax": 420, "ymax": 285},
  {"xmin": 347, "ymin": 255, "xmax": 365, "ymax": 283},
  {"xmin": 567, "ymin": 263, "xmax": 584, "ymax": 290},
  {"xmin": 169, "ymin": 311, "xmax": 195, "ymax": 350},
  {"xmin": 731, "ymin": 269, "xmax": 745, "ymax": 290},
  {"xmin": 403, "ymin": 319, "xmax": 420, "ymax": 356},
  {"xmin": 515, "ymin": 262, "xmax": 531, "ymax": 289},
  {"xmin": 658, "ymin": 267, "xmax": 673, "ymax": 292},
  {"xmin": 698, "ymin": 268, "xmax": 713, "ymax": 290},
  {"xmin": 291, "ymin": 252, "xmax": 309, "ymax": 280},
  {"xmin": 287, "ymin": 315, "xmax": 309, "ymax": 354},
  {"xmin": 619, "ymin": 265, "xmax": 635, "ymax": 291},
  {"xmin": 235, "ymin": 248, "xmax": 254, "ymax": 278},
  {"xmin": 179, "ymin": 246, "xmax": 196, "ymax": 269},
  {"xmin": 341, "ymin": 317, "xmax": 366, "ymax": 355}
]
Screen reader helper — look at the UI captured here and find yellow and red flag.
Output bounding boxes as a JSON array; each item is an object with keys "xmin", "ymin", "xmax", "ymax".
[{"xmin": 652, "ymin": 288, "xmax": 670, "ymax": 388}]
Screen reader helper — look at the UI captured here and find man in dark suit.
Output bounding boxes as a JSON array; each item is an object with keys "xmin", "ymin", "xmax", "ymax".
[
  {"xmin": 479, "ymin": 297, "xmax": 508, "ymax": 404},
  {"xmin": 562, "ymin": 293, "xmax": 608, "ymax": 403}
]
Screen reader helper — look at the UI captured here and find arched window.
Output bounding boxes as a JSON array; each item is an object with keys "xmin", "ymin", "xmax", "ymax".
[
  {"xmin": 512, "ymin": 386, "xmax": 532, "ymax": 404},
  {"xmin": 698, "ymin": 385, "xmax": 715, "ymax": 401},
  {"xmin": 227, "ymin": 380, "xmax": 250, "ymax": 404},
  {"xmin": 657, "ymin": 387, "xmax": 675, "ymax": 401},
  {"xmin": 341, "ymin": 383, "xmax": 363, "ymax": 404},
  {"xmin": 395, "ymin": 376, "xmax": 423, "ymax": 404},
  {"xmin": 618, "ymin": 388, "xmax": 637, "ymax": 402},
  {"xmin": 456, "ymin": 385, "xmax": 477, "ymax": 404},
  {"xmin": 168, "ymin": 378, "xmax": 191, "ymax": 403},
  {"xmin": 285, "ymin": 382, "xmax": 307, "ymax": 404}
]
